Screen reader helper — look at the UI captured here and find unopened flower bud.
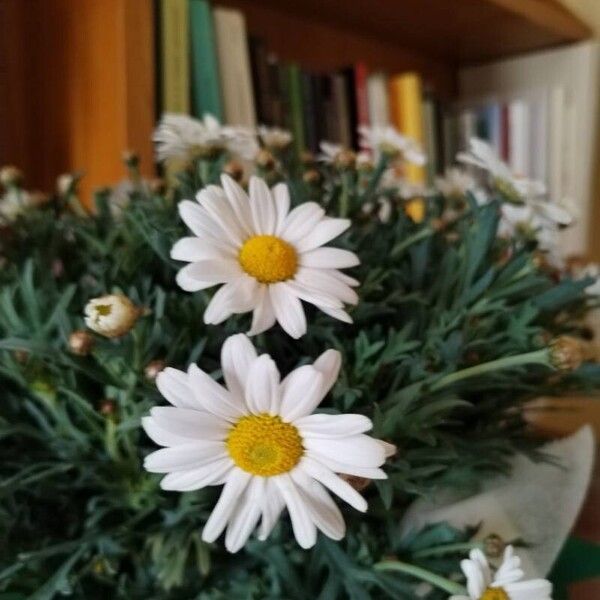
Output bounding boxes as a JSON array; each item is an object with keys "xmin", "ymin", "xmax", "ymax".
[
  {"xmin": 302, "ymin": 169, "xmax": 321, "ymax": 185},
  {"xmin": 483, "ymin": 534, "xmax": 506, "ymax": 559},
  {"xmin": 334, "ymin": 150, "xmax": 356, "ymax": 170},
  {"xmin": 84, "ymin": 294, "xmax": 143, "ymax": 338},
  {"xmin": 145, "ymin": 359, "xmax": 167, "ymax": 381},
  {"xmin": 0, "ymin": 165, "xmax": 24, "ymax": 188},
  {"xmin": 99, "ymin": 398, "xmax": 117, "ymax": 417},
  {"xmin": 256, "ymin": 149, "xmax": 276, "ymax": 171},
  {"xmin": 223, "ymin": 160, "xmax": 245, "ymax": 182},
  {"xmin": 68, "ymin": 330, "xmax": 95, "ymax": 356},
  {"xmin": 148, "ymin": 178, "xmax": 166, "ymax": 195},
  {"xmin": 57, "ymin": 173, "xmax": 80, "ymax": 196},
  {"xmin": 549, "ymin": 336, "xmax": 585, "ymax": 371}
]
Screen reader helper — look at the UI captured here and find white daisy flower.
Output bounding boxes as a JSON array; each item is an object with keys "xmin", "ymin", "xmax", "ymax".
[
  {"xmin": 172, "ymin": 174, "xmax": 360, "ymax": 338},
  {"xmin": 318, "ymin": 141, "xmax": 344, "ymax": 164},
  {"xmin": 153, "ymin": 113, "xmax": 258, "ymax": 163},
  {"xmin": 358, "ymin": 124, "xmax": 426, "ymax": 166},
  {"xmin": 436, "ymin": 168, "xmax": 476, "ymax": 199},
  {"xmin": 142, "ymin": 334, "xmax": 392, "ymax": 552},
  {"xmin": 258, "ymin": 125, "xmax": 293, "ymax": 150},
  {"xmin": 0, "ymin": 189, "xmax": 30, "ymax": 222},
  {"xmin": 450, "ymin": 545, "xmax": 552, "ymax": 600}
]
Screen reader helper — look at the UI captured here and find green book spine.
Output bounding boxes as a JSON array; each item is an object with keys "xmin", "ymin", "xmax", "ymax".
[
  {"xmin": 189, "ymin": 0, "xmax": 222, "ymax": 120},
  {"xmin": 288, "ymin": 63, "xmax": 305, "ymax": 154}
]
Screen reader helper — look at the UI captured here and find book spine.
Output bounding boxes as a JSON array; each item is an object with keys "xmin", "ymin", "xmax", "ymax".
[
  {"xmin": 301, "ymin": 71, "xmax": 318, "ymax": 152},
  {"xmin": 268, "ymin": 54, "xmax": 285, "ymax": 128},
  {"xmin": 332, "ymin": 73, "xmax": 352, "ymax": 148},
  {"xmin": 367, "ymin": 72, "xmax": 389, "ymax": 127},
  {"xmin": 160, "ymin": 0, "xmax": 190, "ymax": 113},
  {"xmin": 508, "ymin": 99, "xmax": 530, "ymax": 176},
  {"xmin": 390, "ymin": 72, "xmax": 426, "ymax": 184},
  {"xmin": 189, "ymin": 0, "xmax": 222, "ymax": 120},
  {"xmin": 500, "ymin": 104, "xmax": 510, "ymax": 162},
  {"xmin": 248, "ymin": 36, "xmax": 271, "ymax": 124},
  {"xmin": 354, "ymin": 61, "xmax": 370, "ymax": 129},
  {"xmin": 213, "ymin": 7, "xmax": 256, "ymax": 126},
  {"xmin": 288, "ymin": 64, "xmax": 305, "ymax": 154},
  {"xmin": 343, "ymin": 67, "xmax": 359, "ymax": 148}
]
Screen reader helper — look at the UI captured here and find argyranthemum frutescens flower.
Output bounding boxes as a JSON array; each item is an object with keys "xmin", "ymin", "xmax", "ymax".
[
  {"xmin": 172, "ymin": 174, "xmax": 360, "ymax": 338},
  {"xmin": 450, "ymin": 546, "xmax": 552, "ymax": 600},
  {"xmin": 142, "ymin": 334, "xmax": 392, "ymax": 552}
]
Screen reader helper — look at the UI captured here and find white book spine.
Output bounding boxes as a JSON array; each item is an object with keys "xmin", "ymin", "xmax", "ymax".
[
  {"xmin": 508, "ymin": 100, "xmax": 529, "ymax": 177},
  {"xmin": 366, "ymin": 73, "xmax": 389, "ymax": 127}
]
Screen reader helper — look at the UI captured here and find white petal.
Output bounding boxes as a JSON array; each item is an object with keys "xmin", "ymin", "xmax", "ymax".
[
  {"xmin": 197, "ymin": 187, "xmax": 245, "ymax": 245},
  {"xmin": 296, "ymin": 414, "xmax": 372, "ymax": 438},
  {"xmin": 144, "ymin": 441, "xmax": 226, "ymax": 473},
  {"xmin": 171, "ymin": 237, "xmax": 232, "ymax": 262},
  {"xmin": 225, "ymin": 477, "xmax": 264, "ymax": 552},
  {"xmin": 304, "ymin": 435, "xmax": 386, "ymax": 468},
  {"xmin": 281, "ymin": 202, "xmax": 325, "ymax": 243},
  {"xmin": 156, "ymin": 368, "xmax": 195, "ymax": 409},
  {"xmin": 295, "ymin": 267, "xmax": 358, "ymax": 305},
  {"xmin": 160, "ymin": 457, "xmax": 233, "ymax": 491},
  {"xmin": 305, "ymin": 452, "xmax": 387, "ymax": 480},
  {"xmin": 313, "ymin": 349, "xmax": 342, "ymax": 400},
  {"xmin": 187, "ymin": 364, "xmax": 245, "ymax": 420},
  {"xmin": 175, "ymin": 259, "xmax": 242, "ymax": 292},
  {"xmin": 202, "ymin": 468, "xmax": 252, "ymax": 543},
  {"xmin": 290, "ymin": 468, "xmax": 345, "ymax": 540},
  {"xmin": 299, "ymin": 456, "xmax": 367, "ymax": 512},
  {"xmin": 142, "ymin": 416, "xmax": 192, "ymax": 447},
  {"xmin": 273, "ymin": 473, "xmax": 317, "ymax": 549},
  {"xmin": 220, "ymin": 174, "xmax": 253, "ymax": 236},
  {"xmin": 279, "ymin": 365, "xmax": 324, "ymax": 422},
  {"xmin": 178, "ymin": 200, "xmax": 234, "ymax": 249},
  {"xmin": 329, "ymin": 270, "xmax": 359, "ymax": 287},
  {"xmin": 295, "ymin": 218, "xmax": 351, "ymax": 253},
  {"xmin": 318, "ymin": 305, "xmax": 353, "ymax": 324},
  {"xmin": 283, "ymin": 280, "xmax": 343, "ymax": 309},
  {"xmin": 245, "ymin": 354, "xmax": 281, "ymax": 415},
  {"xmin": 504, "ymin": 579, "xmax": 552, "ymax": 600},
  {"xmin": 249, "ymin": 176, "xmax": 277, "ymax": 234},
  {"xmin": 203, "ymin": 276, "xmax": 257, "ymax": 325},
  {"xmin": 149, "ymin": 406, "xmax": 229, "ymax": 441},
  {"xmin": 221, "ymin": 334, "xmax": 258, "ymax": 402},
  {"xmin": 379, "ymin": 440, "xmax": 397, "ymax": 458},
  {"xmin": 272, "ymin": 183, "xmax": 291, "ymax": 235},
  {"xmin": 300, "ymin": 247, "xmax": 360, "ymax": 269},
  {"xmin": 269, "ymin": 282, "xmax": 307, "ymax": 339},
  {"xmin": 247, "ymin": 283, "xmax": 276, "ymax": 336},
  {"xmin": 258, "ymin": 479, "xmax": 285, "ymax": 540},
  {"xmin": 461, "ymin": 558, "xmax": 486, "ymax": 599}
]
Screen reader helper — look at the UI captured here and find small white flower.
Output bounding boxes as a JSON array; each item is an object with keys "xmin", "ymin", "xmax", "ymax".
[
  {"xmin": 358, "ymin": 124, "xmax": 426, "ymax": 165},
  {"xmin": 318, "ymin": 141, "xmax": 344, "ymax": 164},
  {"xmin": 0, "ymin": 189, "xmax": 31, "ymax": 222},
  {"xmin": 258, "ymin": 125, "xmax": 292, "ymax": 150},
  {"xmin": 450, "ymin": 546, "xmax": 552, "ymax": 600},
  {"xmin": 381, "ymin": 167, "xmax": 430, "ymax": 199},
  {"xmin": 109, "ymin": 179, "xmax": 150, "ymax": 218},
  {"xmin": 143, "ymin": 333, "xmax": 392, "ymax": 552},
  {"xmin": 172, "ymin": 174, "xmax": 360, "ymax": 338},
  {"xmin": 84, "ymin": 294, "xmax": 141, "ymax": 338},
  {"xmin": 436, "ymin": 168, "xmax": 476, "ymax": 199},
  {"xmin": 153, "ymin": 113, "xmax": 258, "ymax": 163}
]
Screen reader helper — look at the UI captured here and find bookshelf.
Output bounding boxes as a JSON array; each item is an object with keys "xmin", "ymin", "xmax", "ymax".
[{"xmin": 0, "ymin": 0, "xmax": 591, "ymax": 203}]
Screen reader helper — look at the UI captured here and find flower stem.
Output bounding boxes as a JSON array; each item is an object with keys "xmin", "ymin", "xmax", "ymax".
[
  {"xmin": 361, "ymin": 155, "xmax": 388, "ymax": 203},
  {"xmin": 391, "ymin": 227, "xmax": 434, "ymax": 258},
  {"xmin": 374, "ymin": 559, "xmax": 467, "ymax": 595},
  {"xmin": 413, "ymin": 541, "xmax": 482, "ymax": 559},
  {"xmin": 430, "ymin": 348, "xmax": 552, "ymax": 392}
]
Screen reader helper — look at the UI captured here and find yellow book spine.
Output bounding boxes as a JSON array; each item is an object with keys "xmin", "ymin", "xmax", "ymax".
[
  {"xmin": 161, "ymin": 0, "xmax": 190, "ymax": 114},
  {"xmin": 389, "ymin": 73, "xmax": 425, "ymax": 185}
]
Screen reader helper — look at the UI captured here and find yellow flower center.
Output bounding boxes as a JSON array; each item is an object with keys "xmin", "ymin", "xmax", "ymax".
[
  {"xmin": 480, "ymin": 588, "xmax": 509, "ymax": 600},
  {"xmin": 226, "ymin": 414, "xmax": 303, "ymax": 477},
  {"xmin": 238, "ymin": 235, "xmax": 298, "ymax": 284}
]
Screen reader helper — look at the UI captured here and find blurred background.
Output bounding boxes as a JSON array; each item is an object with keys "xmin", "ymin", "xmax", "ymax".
[{"xmin": 1, "ymin": 1, "xmax": 599, "ymax": 595}]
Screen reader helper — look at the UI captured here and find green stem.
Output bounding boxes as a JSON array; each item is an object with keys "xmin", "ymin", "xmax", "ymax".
[
  {"xmin": 339, "ymin": 171, "xmax": 352, "ymax": 218},
  {"xmin": 430, "ymin": 348, "xmax": 552, "ymax": 392},
  {"xmin": 374, "ymin": 560, "xmax": 467, "ymax": 595},
  {"xmin": 361, "ymin": 155, "xmax": 388, "ymax": 203},
  {"xmin": 105, "ymin": 418, "xmax": 121, "ymax": 462},
  {"xmin": 413, "ymin": 541, "xmax": 482, "ymax": 559},
  {"xmin": 391, "ymin": 227, "xmax": 434, "ymax": 258}
]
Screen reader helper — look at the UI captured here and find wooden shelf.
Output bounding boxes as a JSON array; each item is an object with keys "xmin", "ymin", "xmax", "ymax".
[{"xmin": 0, "ymin": 0, "xmax": 591, "ymax": 203}]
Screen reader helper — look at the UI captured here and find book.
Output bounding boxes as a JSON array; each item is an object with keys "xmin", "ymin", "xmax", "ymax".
[
  {"xmin": 159, "ymin": 0, "xmax": 190, "ymax": 113},
  {"xmin": 189, "ymin": 0, "xmax": 222, "ymax": 120},
  {"xmin": 331, "ymin": 73, "xmax": 352, "ymax": 148},
  {"xmin": 354, "ymin": 62, "xmax": 370, "ymax": 129},
  {"xmin": 248, "ymin": 36, "xmax": 271, "ymax": 125},
  {"xmin": 422, "ymin": 95, "xmax": 439, "ymax": 184},
  {"xmin": 213, "ymin": 7, "xmax": 256, "ymax": 126},
  {"xmin": 507, "ymin": 99, "xmax": 530, "ymax": 177},
  {"xmin": 301, "ymin": 71, "xmax": 318, "ymax": 152},
  {"xmin": 342, "ymin": 67, "xmax": 359, "ymax": 148},
  {"xmin": 287, "ymin": 63, "xmax": 305, "ymax": 153},
  {"xmin": 367, "ymin": 72, "xmax": 389, "ymax": 127},
  {"xmin": 267, "ymin": 53, "xmax": 285, "ymax": 128},
  {"xmin": 390, "ymin": 72, "xmax": 426, "ymax": 184}
]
